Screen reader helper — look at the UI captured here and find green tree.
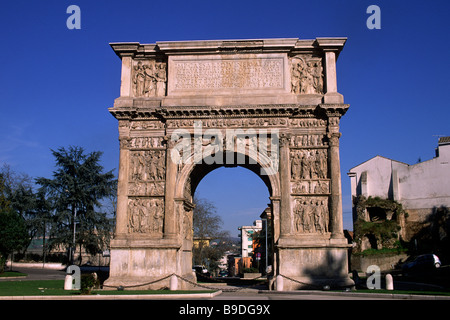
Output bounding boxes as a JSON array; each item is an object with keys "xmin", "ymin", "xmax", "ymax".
[
  {"xmin": 36, "ymin": 146, "xmax": 116, "ymax": 265},
  {"xmin": 0, "ymin": 173, "xmax": 29, "ymax": 273},
  {"xmin": 8, "ymin": 180, "xmax": 39, "ymax": 253},
  {"xmin": 0, "ymin": 172, "xmax": 9, "ymax": 210},
  {"xmin": 192, "ymin": 197, "xmax": 230, "ymax": 272},
  {"xmin": 0, "ymin": 210, "xmax": 30, "ymax": 273},
  {"xmin": 1, "ymin": 163, "xmax": 55, "ymax": 262}
]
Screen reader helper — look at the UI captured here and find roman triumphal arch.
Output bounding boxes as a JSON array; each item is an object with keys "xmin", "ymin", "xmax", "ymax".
[{"xmin": 104, "ymin": 37, "xmax": 353, "ymax": 290}]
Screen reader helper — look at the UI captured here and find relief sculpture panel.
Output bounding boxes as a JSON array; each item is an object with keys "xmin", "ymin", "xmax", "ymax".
[
  {"xmin": 290, "ymin": 55, "xmax": 323, "ymax": 94},
  {"xmin": 130, "ymin": 150, "xmax": 166, "ymax": 181},
  {"xmin": 293, "ymin": 197, "xmax": 329, "ymax": 234},
  {"xmin": 290, "ymin": 149, "xmax": 327, "ymax": 180},
  {"xmin": 129, "ymin": 150, "xmax": 166, "ymax": 196},
  {"xmin": 132, "ymin": 60, "xmax": 167, "ymax": 97},
  {"xmin": 128, "ymin": 198, "xmax": 164, "ymax": 235}
]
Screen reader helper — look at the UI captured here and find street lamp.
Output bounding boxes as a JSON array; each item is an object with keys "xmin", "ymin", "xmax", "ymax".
[
  {"xmin": 261, "ymin": 218, "xmax": 268, "ymax": 274},
  {"xmin": 65, "ymin": 189, "xmax": 77, "ymax": 265},
  {"xmin": 71, "ymin": 207, "xmax": 77, "ymax": 265}
]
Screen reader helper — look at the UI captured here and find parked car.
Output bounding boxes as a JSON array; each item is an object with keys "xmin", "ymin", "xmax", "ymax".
[
  {"xmin": 402, "ymin": 254, "xmax": 441, "ymax": 275},
  {"xmin": 218, "ymin": 270, "xmax": 229, "ymax": 277},
  {"xmin": 193, "ymin": 265, "xmax": 208, "ymax": 274}
]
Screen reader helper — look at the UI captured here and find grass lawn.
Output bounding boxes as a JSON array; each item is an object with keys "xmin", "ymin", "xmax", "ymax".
[
  {"xmin": 352, "ymin": 289, "xmax": 450, "ymax": 296},
  {"xmin": 0, "ymin": 279, "xmax": 216, "ymax": 296},
  {"xmin": 0, "ymin": 271, "xmax": 27, "ymax": 278}
]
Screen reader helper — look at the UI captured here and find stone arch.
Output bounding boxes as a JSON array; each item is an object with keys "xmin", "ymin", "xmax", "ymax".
[
  {"xmin": 105, "ymin": 37, "xmax": 354, "ymax": 290},
  {"xmin": 175, "ymin": 150, "xmax": 281, "ymax": 200},
  {"xmin": 173, "ymin": 149, "xmax": 281, "ymax": 276}
]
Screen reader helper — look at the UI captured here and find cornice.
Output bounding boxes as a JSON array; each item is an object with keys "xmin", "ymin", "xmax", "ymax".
[
  {"xmin": 109, "ymin": 103, "xmax": 349, "ymax": 120},
  {"xmin": 109, "ymin": 37, "xmax": 347, "ymax": 59}
]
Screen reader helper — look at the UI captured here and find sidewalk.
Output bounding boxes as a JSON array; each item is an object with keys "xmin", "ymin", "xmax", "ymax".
[
  {"xmin": 0, "ymin": 291, "xmax": 223, "ymax": 300},
  {"xmin": 6, "ymin": 261, "xmax": 65, "ymax": 270},
  {"xmin": 263, "ymin": 289, "xmax": 450, "ymax": 300}
]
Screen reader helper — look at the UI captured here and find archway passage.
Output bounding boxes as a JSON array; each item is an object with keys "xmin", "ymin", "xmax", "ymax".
[
  {"xmin": 104, "ymin": 37, "xmax": 354, "ymax": 290},
  {"xmin": 174, "ymin": 149, "xmax": 280, "ymax": 285},
  {"xmin": 188, "ymin": 151, "xmax": 274, "ymax": 199},
  {"xmin": 187, "ymin": 154, "xmax": 276, "ymax": 278},
  {"xmin": 193, "ymin": 166, "xmax": 271, "ymax": 237},
  {"xmin": 192, "ymin": 165, "xmax": 273, "ymax": 277}
]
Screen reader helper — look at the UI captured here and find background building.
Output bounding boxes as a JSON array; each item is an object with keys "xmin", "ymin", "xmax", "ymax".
[
  {"xmin": 238, "ymin": 220, "xmax": 262, "ymax": 258},
  {"xmin": 348, "ymin": 137, "xmax": 450, "ymax": 263}
]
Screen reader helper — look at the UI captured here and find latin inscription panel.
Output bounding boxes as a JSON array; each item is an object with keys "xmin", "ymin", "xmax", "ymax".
[{"xmin": 168, "ymin": 54, "xmax": 289, "ymax": 95}]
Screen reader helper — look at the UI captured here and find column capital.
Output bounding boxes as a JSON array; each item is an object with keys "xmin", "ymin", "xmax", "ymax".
[
  {"xmin": 119, "ymin": 136, "xmax": 131, "ymax": 149},
  {"xmin": 279, "ymin": 133, "xmax": 291, "ymax": 148},
  {"xmin": 164, "ymin": 135, "xmax": 177, "ymax": 149},
  {"xmin": 327, "ymin": 132, "xmax": 342, "ymax": 147}
]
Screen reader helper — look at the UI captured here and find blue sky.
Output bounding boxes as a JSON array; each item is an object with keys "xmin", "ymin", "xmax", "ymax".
[{"xmin": 1, "ymin": 0, "xmax": 449, "ymax": 235}]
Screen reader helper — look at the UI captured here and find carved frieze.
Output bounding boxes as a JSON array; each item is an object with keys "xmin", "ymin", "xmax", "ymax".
[
  {"xmin": 166, "ymin": 117, "xmax": 288, "ymax": 129},
  {"xmin": 181, "ymin": 203, "xmax": 193, "ymax": 241},
  {"xmin": 290, "ymin": 134, "xmax": 326, "ymax": 148},
  {"xmin": 289, "ymin": 118, "xmax": 326, "ymax": 127},
  {"xmin": 127, "ymin": 197, "xmax": 164, "ymax": 235},
  {"xmin": 128, "ymin": 181, "xmax": 165, "ymax": 196},
  {"xmin": 131, "ymin": 120, "xmax": 165, "ymax": 130},
  {"xmin": 291, "ymin": 180, "xmax": 329, "ymax": 195},
  {"xmin": 293, "ymin": 197, "xmax": 329, "ymax": 234},
  {"xmin": 129, "ymin": 137, "xmax": 164, "ymax": 149},
  {"xmin": 184, "ymin": 176, "xmax": 192, "ymax": 200}
]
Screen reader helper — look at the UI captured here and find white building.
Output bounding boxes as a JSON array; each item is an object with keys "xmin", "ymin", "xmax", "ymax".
[
  {"xmin": 238, "ymin": 220, "xmax": 262, "ymax": 258},
  {"xmin": 348, "ymin": 137, "xmax": 450, "ymax": 240}
]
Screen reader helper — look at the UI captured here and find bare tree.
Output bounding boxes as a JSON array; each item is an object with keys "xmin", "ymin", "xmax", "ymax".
[{"xmin": 192, "ymin": 196, "xmax": 230, "ymax": 271}]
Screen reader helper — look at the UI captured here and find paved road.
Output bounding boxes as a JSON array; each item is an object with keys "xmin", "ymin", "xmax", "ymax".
[
  {"xmin": 210, "ymin": 290, "xmax": 388, "ymax": 300},
  {"xmin": 4, "ymin": 266, "xmax": 449, "ymax": 300},
  {"xmin": 5, "ymin": 265, "xmax": 66, "ymax": 281}
]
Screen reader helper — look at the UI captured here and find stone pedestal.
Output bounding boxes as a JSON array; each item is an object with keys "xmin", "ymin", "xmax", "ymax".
[
  {"xmin": 104, "ymin": 238, "xmax": 195, "ymax": 290},
  {"xmin": 277, "ymin": 237, "xmax": 353, "ymax": 290}
]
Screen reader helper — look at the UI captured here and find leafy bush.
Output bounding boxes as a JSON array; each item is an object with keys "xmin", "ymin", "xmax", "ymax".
[{"xmin": 80, "ymin": 273, "xmax": 99, "ymax": 295}]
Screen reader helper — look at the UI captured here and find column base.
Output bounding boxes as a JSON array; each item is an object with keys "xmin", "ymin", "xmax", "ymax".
[
  {"xmin": 104, "ymin": 237, "xmax": 196, "ymax": 290},
  {"xmin": 103, "ymin": 273, "xmax": 197, "ymax": 290},
  {"xmin": 276, "ymin": 241, "xmax": 353, "ymax": 290},
  {"xmin": 278, "ymin": 275, "xmax": 354, "ymax": 291}
]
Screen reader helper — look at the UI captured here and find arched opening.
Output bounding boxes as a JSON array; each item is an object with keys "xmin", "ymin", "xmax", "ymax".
[
  {"xmin": 194, "ymin": 167, "xmax": 270, "ymax": 237},
  {"xmin": 194, "ymin": 166, "xmax": 271, "ymax": 277},
  {"xmin": 178, "ymin": 151, "xmax": 278, "ymax": 278},
  {"xmin": 184, "ymin": 151, "xmax": 276, "ymax": 199}
]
